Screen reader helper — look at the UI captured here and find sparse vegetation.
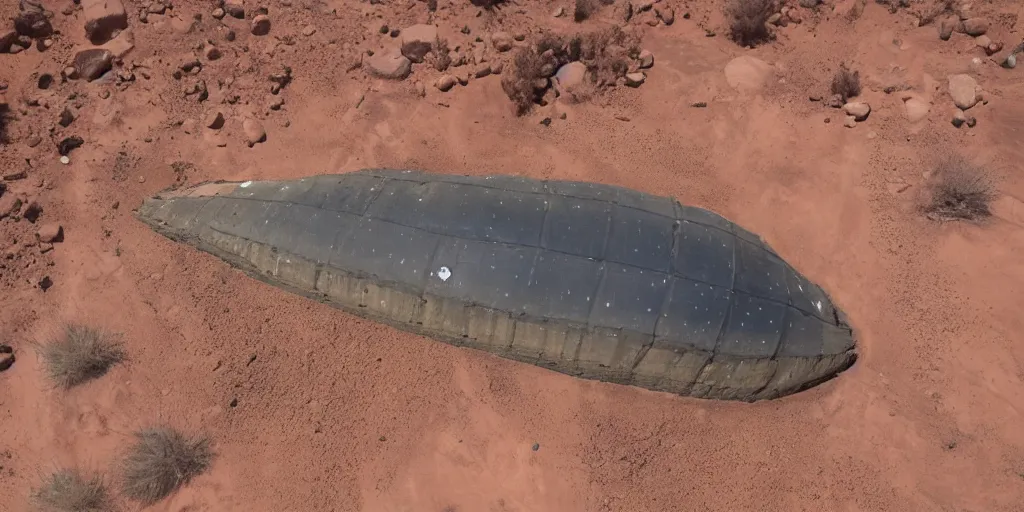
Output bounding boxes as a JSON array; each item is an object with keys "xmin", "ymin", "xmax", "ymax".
[
  {"xmin": 0, "ymin": 103, "xmax": 12, "ymax": 144},
  {"xmin": 500, "ymin": 27, "xmax": 641, "ymax": 115},
  {"xmin": 875, "ymin": 0, "xmax": 910, "ymax": 14},
  {"xmin": 830, "ymin": 64, "xmax": 861, "ymax": 102},
  {"xmin": 38, "ymin": 325, "xmax": 127, "ymax": 389},
  {"xmin": 434, "ymin": 38, "xmax": 452, "ymax": 72},
  {"xmin": 924, "ymin": 155, "xmax": 996, "ymax": 221},
  {"xmin": 121, "ymin": 426, "xmax": 213, "ymax": 504},
  {"xmin": 726, "ymin": 0, "xmax": 777, "ymax": 48},
  {"xmin": 31, "ymin": 468, "xmax": 110, "ymax": 512}
]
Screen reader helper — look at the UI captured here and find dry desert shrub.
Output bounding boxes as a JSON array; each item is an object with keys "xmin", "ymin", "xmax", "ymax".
[
  {"xmin": 0, "ymin": 103, "xmax": 12, "ymax": 143},
  {"xmin": 31, "ymin": 468, "xmax": 111, "ymax": 512},
  {"xmin": 501, "ymin": 47, "xmax": 550, "ymax": 115},
  {"xmin": 830, "ymin": 64, "xmax": 861, "ymax": 102},
  {"xmin": 121, "ymin": 426, "xmax": 213, "ymax": 504},
  {"xmin": 924, "ymin": 155, "xmax": 996, "ymax": 221},
  {"xmin": 501, "ymin": 27, "xmax": 640, "ymax": 115},
  {"xmin": 38, "ymin": 324, "xmax": 127, "ymax": 389},
  {"xmin": 726, "ymin": 0, "xmax": 777, "ymax": 47}
]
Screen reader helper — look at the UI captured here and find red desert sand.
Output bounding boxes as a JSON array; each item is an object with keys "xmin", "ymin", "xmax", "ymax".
[{"xmin": 2, "ymin": 0, "xmax": 1024, "ymax": 510}]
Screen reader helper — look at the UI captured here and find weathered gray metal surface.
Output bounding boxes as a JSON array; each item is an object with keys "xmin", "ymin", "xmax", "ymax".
[{"xmin": 136, "ymin": 169, "xmax": 857, "ymax": 401}]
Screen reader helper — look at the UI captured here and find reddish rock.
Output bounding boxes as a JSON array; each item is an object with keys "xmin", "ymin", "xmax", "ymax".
[
  {"xmin": 491, "ymin": 32, "xmax": 513, "ymax": 52},
  {"xmin": 243, "ymin": 119, "xmax": 267, "ymax": 147},
  {"xmin": 36, "ymin": 224, "xmax": 63, "ymax": 243},
  {"xmin": 962, "ymin": 17, "xmax": 988, "ymax": 36},
  {"xmin": 400, "ymin": 24, "xmax": 438, "ymax": 63},
  {"xmin": 251, "ymin": 15, "xmax": 271, "ymax": 36},
  {"xmin": 82, "ymin": 0, "xmax": 128, "ymax": 44}
]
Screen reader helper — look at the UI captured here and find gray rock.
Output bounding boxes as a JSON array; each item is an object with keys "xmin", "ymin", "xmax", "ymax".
[{"xmin": 366, "ymin": 49, "xmax": 412, "ymax": 80}]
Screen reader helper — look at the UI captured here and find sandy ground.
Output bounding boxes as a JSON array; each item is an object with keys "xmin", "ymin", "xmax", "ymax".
[{"xmin": 2, "ymin": 0, "xmax": 1024, "ymax": 510}]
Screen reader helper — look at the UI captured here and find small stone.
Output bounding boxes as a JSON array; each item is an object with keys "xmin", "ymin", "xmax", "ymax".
[
  {"xmin": 243, "ymin": 119, "xmax": 266, "ymax": 146},
  {"xmin": 38, "ymin": 275, "xmax": 53, "ymax": 290},
  {"xmin": 974, "ymin": 35, "xmax": 992, "ymax": 49},
  {"xmin": 22, "ymin": 200, "xmax": 42, "ymax": 222},
  {"xmin": 251, "ymin": 15, "xmax": 271, "ymax": 36},
  {"xmin": 938, "ymin": 16, "xmax": 955, "ymax": 40},
  {"xmin": 0, "ymin": 351, "xmax": 13, "ymax": 372},
  {"xmin": 224, "ymin": 1, "xmax": 244, "ymax": 18},
  {"xmin": 951, "ymin": 109, "xmax": 967, "ymax": 127},
  {"xmin": 225, "ymin": 30, "xmax": 236, "ymax": 42},
  {"xmin": 212, "ymin": 7, "xmax": 224, "ymax": 18},
  {"xmin": 268, "ymin": 96, "xmax": 285, "ymax": 110},
  {"xmin": 205, "ymin": 111, "xmax": 224, "ymax": 129},
  {"xmin": 229, "ymin": 397, "xmax": 238, "ymax": 407},
  {"xmin": 843, "ymin": 116, "xmax": 857, "ymax": 128},
  {"xmin": 1003, "ymin": 53, "xmax": 1017, "ymax": 69},
  {"xmin": 379, "ymin": 24, "xmax": 389, "ymax": 34},
  {"xmin": 654, "ymin": 5, "xmax": 674, "ymax": 24},
  {"xmin": 490, "ymin": 61, "xmax": 503, "ymax": 75},
  {"xmin": 903, "ymin": 97, "xmax": 929, "ymax": 122},
  {"xmin": 147, "ymin": 3, "xmax": 166, "ymax": 14},
  {"xmin": 37, "ymin": 224, "xmax": 64, "ymax": 243},
  {"xmin": 400, "ymin": 24, "xmax": 437, "ymax": 63},
  {"xmin": 539, "ymin": 117, "xmax": 551, "ymax": 126},
  {"xmin": 58, "ymin": 107, "xmax": 75, "ymax": 127},
  {"xmin": 205, "ymin": 46, "xmax": 222, "ymax": 60},
  {"xmin": 302, "ymin": 25, "xmax": 316, "ymax": 36},
  {"xmin": 491, "ymin": 32, "xmax": 513, "ymax": 52},
  {"xmin": 638, "ymin": 49, "xmax": 654, "ymax": 69},
  {"xmin": 842, "ymin": 101, "xmax": 870, "ymax": 121},
  {"xmin": 474, "ymin": 64, "xmax": 491, "ymax": 78},
  {"xmin": 366, "ymin": 49, "xmax": 412, "ymax": 80},
  {"xmin": 799, "ymin": 0, "xmax": 819, "ymax": 7},
  {"xmin": 947, "ymin": 74, "xmax": 980, "ymax": 110},
  {"xmin": 73, "ymin": 48, "xmax": 114, "ymax": 81},
  {"xmin": 59, "ymin": 155, "xmax": 70, "ymax": 165},
  {"xmin": 26, "ymin": 136, "xmax": 42, "ymax": 148},
  {"xmin": 962, "ymin": 17, "xmax": 987, "ymax": 36},
  {"xmin": 624, "ymin": 72, "xmax": 646, "ymax": 87},
  {"xmin": 553, "ymin": 6, "xmax": 565, "ymax": 17},
  {"xmin": 532, "ymin": 442, "xmax": 540, "ymax": 451}
]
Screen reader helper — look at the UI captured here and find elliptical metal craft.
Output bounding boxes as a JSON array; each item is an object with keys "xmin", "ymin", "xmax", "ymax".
[{"xmin": 137, "ymin": 169, "xmax": 857, "ymax": 401}]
